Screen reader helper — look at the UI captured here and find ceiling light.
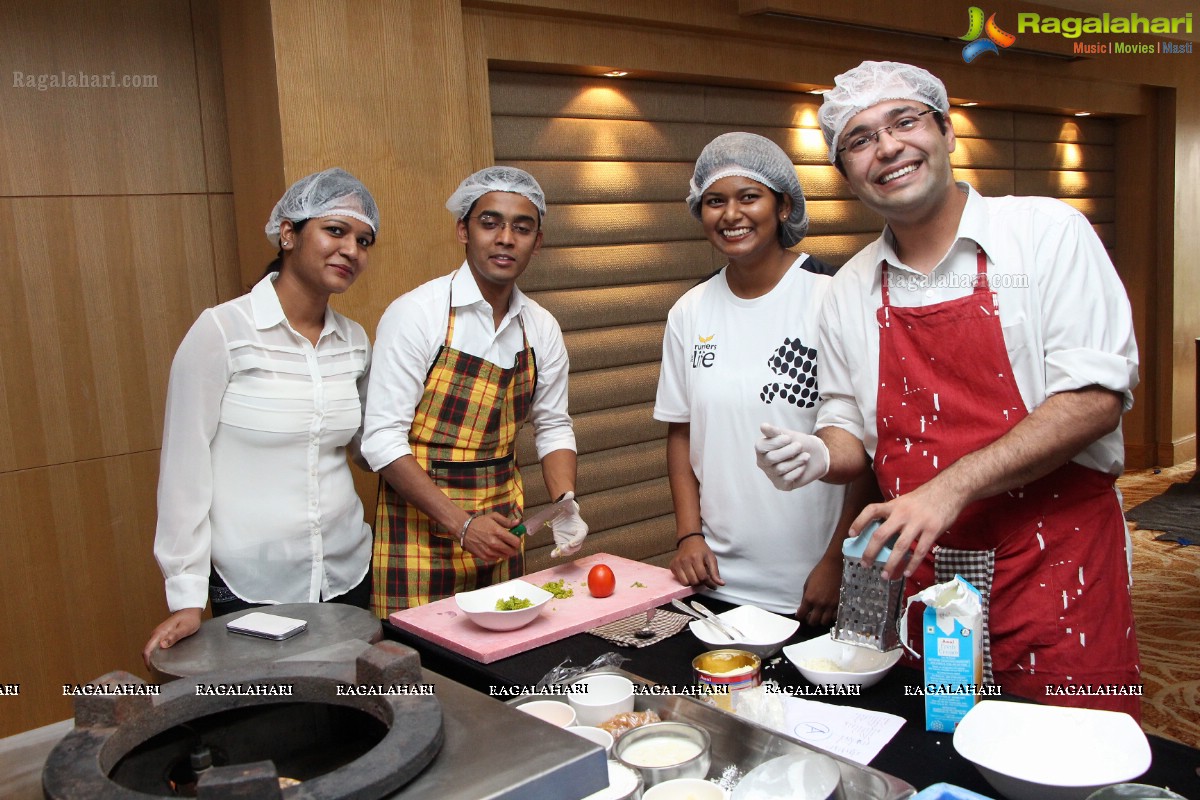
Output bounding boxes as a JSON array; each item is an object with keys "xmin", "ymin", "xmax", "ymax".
[
  {"xmin": 1075, "ymin": 112, "xmax": 1091, "ymax": 117},
  {"xmin": 602, "ymin": 70, "xmax": 628, "ymax": 78}
]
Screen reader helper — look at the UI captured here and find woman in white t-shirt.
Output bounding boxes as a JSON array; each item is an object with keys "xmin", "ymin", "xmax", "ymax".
[
  {"xmin": 653, "ymin": 133, "xmax": 871, "ymax": 621},
  {"xmin": 142, "ymin": 169, "xmax": 379, "ymax": 666}
]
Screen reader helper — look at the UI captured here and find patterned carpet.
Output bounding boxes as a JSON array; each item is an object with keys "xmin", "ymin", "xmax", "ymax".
[{"xmin": 1118, "ymin": 460, "xmax": 1200, "ymax": 748}]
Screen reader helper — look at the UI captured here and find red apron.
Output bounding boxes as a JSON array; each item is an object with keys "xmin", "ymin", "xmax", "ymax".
[{"xmin": 875, "ymin": 249, "xmax": 1140, "ymax": 717}]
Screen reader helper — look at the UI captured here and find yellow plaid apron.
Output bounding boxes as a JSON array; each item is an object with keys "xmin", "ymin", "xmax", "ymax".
[{"xmin": 372, "ymin": 297, "xmax": 537, "ymax": 614}]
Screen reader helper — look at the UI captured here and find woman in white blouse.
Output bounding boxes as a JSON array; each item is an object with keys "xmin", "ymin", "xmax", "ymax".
[{"xmin": 143, "ymin": 168, "xmax": 379, "ymax": 666}]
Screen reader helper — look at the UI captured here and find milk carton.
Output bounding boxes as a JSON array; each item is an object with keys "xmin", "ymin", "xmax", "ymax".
[{"xmin": 905, "ymin": 575, "xmax": 984, "ymax": 732}]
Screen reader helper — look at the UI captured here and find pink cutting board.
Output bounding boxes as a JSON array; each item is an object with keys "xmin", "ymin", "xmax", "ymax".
[{"xmin": 388, "ymin": 552, "xmax": 693, "ymax": 663}]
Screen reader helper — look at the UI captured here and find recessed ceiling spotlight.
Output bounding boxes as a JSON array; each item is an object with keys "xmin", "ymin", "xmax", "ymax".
[
  {"xmin": 603, "ymin": 70, "xmax": 628, "ymax": 78},
  {"xmin": 807, "ymin": 89, "xmax": 829, "ymax": 95},
  {"xmin": 960, "ymin": 102, "xmax": 978, "ymax": 107},
  {"xmin": 1075, "ymin": 111, "xmax": 1091, "ymax": 116}
]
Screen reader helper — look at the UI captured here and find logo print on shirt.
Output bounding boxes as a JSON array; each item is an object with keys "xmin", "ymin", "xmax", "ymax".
[
  {"xmin": 691, "ymin": 333, "xmax": 717, "ymax": 368},
  {"xmin": 760, "ymin": 337, "xmax": 818, "ymax": 407}
]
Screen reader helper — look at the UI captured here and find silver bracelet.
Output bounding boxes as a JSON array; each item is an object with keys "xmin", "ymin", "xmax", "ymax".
[{"xmin": 458, "ymin": 513, "xmax": 479, "ymax": 548}]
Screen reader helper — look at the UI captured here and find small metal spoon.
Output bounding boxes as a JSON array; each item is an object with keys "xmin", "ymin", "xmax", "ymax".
[{"xmin": 633, "ymin": 608, "xmax": 657, "ymax": 639}]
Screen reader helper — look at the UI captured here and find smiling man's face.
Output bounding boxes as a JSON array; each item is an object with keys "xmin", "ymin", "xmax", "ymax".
[
  {"xmin": 839, "ymin": 100, "xmax": 958, "ymax": 226},
  {"xmin": 456, "ymin": 191, "xmax": 543, "ymax": 293}
]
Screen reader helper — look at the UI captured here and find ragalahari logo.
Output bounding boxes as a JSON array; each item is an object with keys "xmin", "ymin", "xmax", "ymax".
[{"xmin": 960, "ymin": 7, "xmax": 1017, "ymax": 62}]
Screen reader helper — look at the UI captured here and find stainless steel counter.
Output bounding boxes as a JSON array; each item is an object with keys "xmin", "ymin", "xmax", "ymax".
[{"xmin": 393, "ymin": 670, "xmax": 606, "ymax": 799}]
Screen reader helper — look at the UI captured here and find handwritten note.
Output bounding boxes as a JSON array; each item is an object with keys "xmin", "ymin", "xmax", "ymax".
[{"xmin": 779, "ymin": 697, "xmax": 905, "ymax": 765}]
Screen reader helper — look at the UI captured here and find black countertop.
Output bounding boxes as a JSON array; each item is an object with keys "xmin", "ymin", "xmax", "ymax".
[{"xmin": 385, "ymin": 597, "xmax": 1200, "ymax": 796}]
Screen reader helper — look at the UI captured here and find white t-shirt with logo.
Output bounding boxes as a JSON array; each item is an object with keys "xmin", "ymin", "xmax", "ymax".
[{"xmin": 654, "ymin": 260, "xmax": 847, "ymax": 614}]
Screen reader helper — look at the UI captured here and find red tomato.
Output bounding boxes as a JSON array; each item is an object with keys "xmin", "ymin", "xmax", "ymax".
[{"xmin": 587, "ymin": 564, "xmax": 616, "ymax": 598}]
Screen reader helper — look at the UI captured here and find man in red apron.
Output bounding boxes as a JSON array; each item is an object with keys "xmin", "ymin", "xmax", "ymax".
[
  {"xmin": 756, "ymin": 62, "xmax": 1141, "ymax": 717},
  {"xmin": 362, "ymin": 167, "xmax": 587, "ymax": 615}
]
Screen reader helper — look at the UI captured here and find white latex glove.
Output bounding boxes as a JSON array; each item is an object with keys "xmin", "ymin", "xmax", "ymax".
[
  {"xmin": 550, "ymin": 499, "xmax": 588, "ymax": 557},
  {"xmin": 754, "ymin": 422, "xmax": 830, "ymax": 490}
]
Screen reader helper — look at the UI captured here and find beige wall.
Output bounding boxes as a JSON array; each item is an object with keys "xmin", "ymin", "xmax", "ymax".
[
  {"xmin": 0, "ymin": 0, "xmax": 240, "ymax": 735},
  {"xmin": 0, "ymin": 0, "xmax": 1196, "ymax": 736}
]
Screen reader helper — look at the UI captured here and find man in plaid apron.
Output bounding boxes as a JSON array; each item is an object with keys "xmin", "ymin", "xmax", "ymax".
[
  {"xmin": 756, "ymin": 62, "xmax": 1141, "ymax": 717},
  {"xmin": 363, "ymin": 167, "xmax": 587, "ymax": 614}
]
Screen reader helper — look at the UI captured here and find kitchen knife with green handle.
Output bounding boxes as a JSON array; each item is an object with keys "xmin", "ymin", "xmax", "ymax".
[{"xmin": 511, "ymin": 491, "xmax": 575, "ymax": 537}]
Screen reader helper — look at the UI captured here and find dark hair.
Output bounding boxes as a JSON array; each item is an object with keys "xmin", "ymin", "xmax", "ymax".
[
  {"xmin": 263, "ymin": 219, "xmax": 310, "ymax": 277},
  {"xmin": 833, "ymin": 108, "xmax": 947, "ymax": 177}
]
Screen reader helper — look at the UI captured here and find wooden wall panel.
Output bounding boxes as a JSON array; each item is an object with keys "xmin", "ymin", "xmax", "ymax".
[
  {"xmin": 1015, "ymin": 141, "xmax": 1116, "ymax": 172},
  {"xmin": 1014, "ymin": 171, "xmax": 1116, "ymax": 198},
  {"xmin": 564, "ymin": 323, "xmax": 667, "ymax": 372},
  {"xmin": 524, "ymin": 440, "xmax": 667, "ymax": 507},
  {"xmin": 0, "ymin": 0, "xmax": 207, "ymax": 196},
  {"xmin": 0, "ymin": 197, "xmax": 220, "ymax": 472},
  {"xmin": 208, "ymin": 194, "xmax": 245, "ymax": 302},
  {"xmin": 0, "ymin": 1, "xmax": 234, "ymax": 738},
  {"xmin": 0, "ymin": 452, "xmax": 162, "ymax": 734},
  {"xmin": 542, "ymin": 203, "xmax": 699, "ymax": 247},
  {"xmin": 529, "ymin": 241, "xmax": 715, "ymax": 291},
  {"xmin": 1014, "ymin": 113, "xmax": 1116, "ymax": 145},
  {"xmin": 492, "ymin": 71, "xmax": 706, "ymax": 121},
  {"xmin": 946, "ymin": 108, "xmax": 1013, "ymax": 140},
  {"xmin": 530, "ymin": 281, "xmax": 693, "ymax": 332},
  {"xmin": 570, "ymin": 363, "xmax": 662, "ymax": 415},
  {"xmin": 506, "ymin": 160, "xmax": 696, "ymax": 203},
  {"xmin": 192, "ymin": 0, "xmax": 233, "ymax": 194}
]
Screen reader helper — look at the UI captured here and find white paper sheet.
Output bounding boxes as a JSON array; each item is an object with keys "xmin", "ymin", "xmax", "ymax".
[{"xmin": 776, "ymin": 696, "xmax": 906, "ymax": 765}]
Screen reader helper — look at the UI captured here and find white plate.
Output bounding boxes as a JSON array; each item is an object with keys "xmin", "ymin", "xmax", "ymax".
[
  {"xmin": 952, "ymin": 700, "xmax": 1151, "ymax": 800},
  {"xmin": 688, "ymin": 604, "xmax": 800, "ymax": 658},
  {"xmin": 454, "ymin": 579, "xmax": 553, "ymax": 631}
]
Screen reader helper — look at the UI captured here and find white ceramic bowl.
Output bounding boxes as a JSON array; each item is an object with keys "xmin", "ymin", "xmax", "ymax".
[
  {"xmin": 644, "ymin": 777, "xmax": 727, "ymax": 800},
  {"xmin": 454, "ymin": 579, "xmax": 552, "ymax": 631},
  {"xmin": 568, "ymin": 724, "xmax": 614, "ymax": 755},
  {"xmin": 581, "ymin": 760, "xmax": 643, "ymax": 800},
  {"xmin": 568, "ymin": 673, "xmax": 635, "ymax": 726},
  {"xmin": 782, "ymin": 633, "xmax": 901, "ymax": 689},
  {"xmin": 953, "ymin": 700, "xmax": 1151, "ymax": 800},
  {"xmin": 515, "ymin": 699, "xmax": 576, "ymax": 727},
  {"xmin": 688, "ymin": 604, "xmax": 800, "ymax": 658}
]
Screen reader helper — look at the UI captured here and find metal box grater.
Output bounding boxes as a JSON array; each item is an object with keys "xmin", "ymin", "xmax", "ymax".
[{"xmin": 832, "ymin": 522, "xmax": 906, "ymax": 652}]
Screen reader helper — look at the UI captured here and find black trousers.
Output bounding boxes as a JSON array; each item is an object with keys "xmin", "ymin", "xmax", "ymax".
[{"xmin": 208, "ymin": 569, "xmax": 372, "ymax": 618}]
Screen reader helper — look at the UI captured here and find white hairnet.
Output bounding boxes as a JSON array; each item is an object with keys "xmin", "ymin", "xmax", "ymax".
[
  {"xmin": 819, "ymin": 61, "xmax": 949, "ymax": 164},
  {"xmin": 445, "ymin": 166, "xmax": 547, "ymax": 221},
  {"xmin": 686, "ymin": 132, "xmax": 809, "ymax": 247},
  {"xmin": 264, "ymin": 168, "xmax": 379, "ymax": 247}
]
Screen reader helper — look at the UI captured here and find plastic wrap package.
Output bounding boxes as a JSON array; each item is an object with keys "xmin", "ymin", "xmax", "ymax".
[
  {"xmin": 533, "ymin": 653, "xmax": 630, "ymax": 691},
  {"xmin": 597, "ymin": 709, "xmax": 662, "ymax": 739}
]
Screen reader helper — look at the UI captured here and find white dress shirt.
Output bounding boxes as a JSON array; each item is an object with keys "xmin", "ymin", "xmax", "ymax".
[
  {"xmin": 154, "ymin": 273, "xmax": 372, "ymax": 611},
  {"xmin": 362, "ymin": 264, "xmax": 575, "ymax": 471},
  {"xmin": 816, "ymin": 183, "xmax": 1138, "ymax": 476}
]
